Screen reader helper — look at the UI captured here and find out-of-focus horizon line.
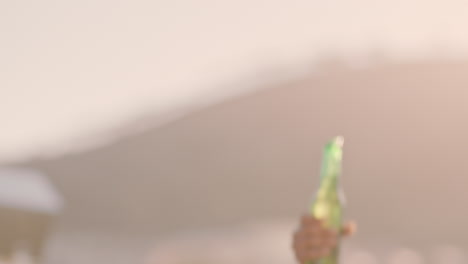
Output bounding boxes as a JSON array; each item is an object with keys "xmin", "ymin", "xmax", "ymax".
[{"xmin": 3, "ymin": 55, "xmax": 468, "ymax": 164}]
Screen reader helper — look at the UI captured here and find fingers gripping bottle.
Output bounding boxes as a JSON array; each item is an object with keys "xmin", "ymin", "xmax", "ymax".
[{"xmin": 309, "ymin": 136, "xmax": 345, "ymax": 264}]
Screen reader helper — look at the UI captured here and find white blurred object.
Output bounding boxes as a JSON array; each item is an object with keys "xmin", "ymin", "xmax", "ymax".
[
  {"xmin": 388, "ymin": 248, "xmax": 424, "ymax": 264},
  {"xmin": 146, "ymin": 219, "xmax": 295, "ymax": 264},
  {"xmin": 0, "ymin": 168, "xmax": 63, "ymax": 214},
  {"xmin": 0, "ymin": 240, "xmax": 41, "ymax": 264},
  {"xmin": 346, "ymin": 249, "xmax": 378, "ymax": 264},
  {"xmin": 12, "ymin": 248, "xmax": 34, "ymax": 264},
  {"xmin": 432, "ymin": 245, "xmax": 465, "ymax": 264},
  {"xmin": 0, "ymin": 168, "xmax": 63, "ymax": 263}
]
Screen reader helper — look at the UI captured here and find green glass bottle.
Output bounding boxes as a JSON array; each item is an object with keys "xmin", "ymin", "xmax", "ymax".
[{"xmin": 309, "ymin": 136, "xmax": 345, "ymax": 264}]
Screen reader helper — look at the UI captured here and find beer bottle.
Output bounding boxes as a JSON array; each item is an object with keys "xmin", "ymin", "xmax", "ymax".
[{"xmin": 309, "ymin": 136, "xmax": 345, "ymax": 264}]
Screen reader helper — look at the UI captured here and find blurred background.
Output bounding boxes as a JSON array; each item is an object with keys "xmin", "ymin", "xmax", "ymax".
[{"xmin": 2, "ymin": 0, "xmax": 468, "ymax": 263}]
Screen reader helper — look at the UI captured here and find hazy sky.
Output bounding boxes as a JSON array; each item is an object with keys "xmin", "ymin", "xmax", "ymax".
[{"xmin": 2, "ymin": 0, "xmax": 468, "ymax": 162}]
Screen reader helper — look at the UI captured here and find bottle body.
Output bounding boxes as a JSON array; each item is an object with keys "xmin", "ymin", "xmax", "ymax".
[
  {"xmin": 309, "ymin": 189, "xmax": 345, "ymax": 264},
  {"xmin": 308, "ymin": 137, "xmax": 345, "ymax": 264}
]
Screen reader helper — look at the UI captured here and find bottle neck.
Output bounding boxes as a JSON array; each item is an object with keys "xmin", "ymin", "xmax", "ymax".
[
  {"xmin": 318, "ymin": 155, "xmax": 341, "ymax": 191},
  {"xmin": 317, "ymin": 175, "xmax": 340, "ymax": 198},
  {"xmin": 316, "ymin": 136, "xmax": 344, "ymax": 199}
]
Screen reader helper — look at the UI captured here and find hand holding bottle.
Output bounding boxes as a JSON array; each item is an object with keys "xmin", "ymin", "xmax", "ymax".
[{"xmin": 292, "ymin": 215, "xmax": 355, "ymax": 264}]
